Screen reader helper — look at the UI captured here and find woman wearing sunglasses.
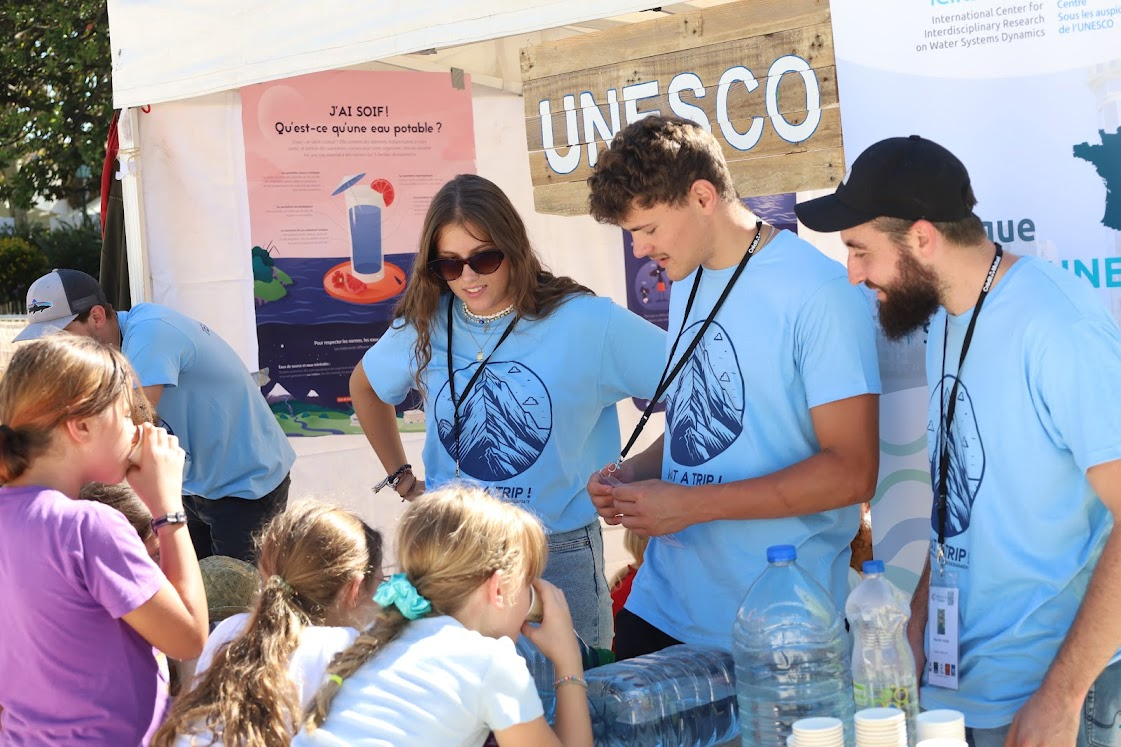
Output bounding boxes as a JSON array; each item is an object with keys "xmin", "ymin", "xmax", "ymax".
[{"xmin": 349, "ymin": 174, "xmax": 665, "ymax": 650}]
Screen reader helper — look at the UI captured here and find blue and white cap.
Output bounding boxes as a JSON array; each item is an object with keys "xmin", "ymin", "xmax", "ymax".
[{"xmin": 14, "ymin": 269, "xmax": 110, "ymax": 342}]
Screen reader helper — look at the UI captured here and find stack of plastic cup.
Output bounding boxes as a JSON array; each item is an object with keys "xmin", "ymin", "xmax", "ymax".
[
  {"xmin": 854, "ymin": 707, "xmax": 907, "ymax": 747},
  {"xmin": 916, "ymin": 740, "xmax": 968, "ymax": 747},
  {"xmin": 789, "ymin": 717, "xmax": 845, "ymax": 747},
  {"xmin": 916, "ymin": 710, "xmax": 966, "ymax": 741}
]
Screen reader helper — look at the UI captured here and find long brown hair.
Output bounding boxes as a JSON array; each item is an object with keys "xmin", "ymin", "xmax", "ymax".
[
  {"xmin": 305, "ymin": 484, "xmax": 548, "ymax": 731},
  {"xmin": 0, "ymin": 335, "xmax": 141, "ymax": 485},
  {"xmin": 152, "ymin": 502, "xmax": 383, "ymax": 747},
  {"xmin": 394, "ymin": 173, "xmax": 593, "ymax": 397}
]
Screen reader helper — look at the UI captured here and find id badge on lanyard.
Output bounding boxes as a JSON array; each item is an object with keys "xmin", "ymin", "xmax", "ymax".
[
  {"xmin": 926, "ymin": 244, "xmax": 1002, "ymax": 692},
  {"xmin": 927, "ymin": 563, "xmax": 960, "ymax": 690}
]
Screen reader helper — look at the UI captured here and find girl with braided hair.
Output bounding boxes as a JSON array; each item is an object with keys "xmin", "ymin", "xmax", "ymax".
[
  {"xmin": 152, "ymin": 501, "xmax": 383, "ymax": 747},
  {"xmin": 298, "ymin": 485, "xmax": 592, "ymax": 747}
]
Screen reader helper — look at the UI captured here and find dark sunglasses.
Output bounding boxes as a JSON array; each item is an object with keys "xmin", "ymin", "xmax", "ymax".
[{"xmin": 427, "ymin": 248, "xmax": 505, "ymax": 282}]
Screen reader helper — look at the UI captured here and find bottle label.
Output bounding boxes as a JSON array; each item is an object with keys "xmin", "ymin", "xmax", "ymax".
[{"xmin": 853, "ymin": 681, "xmax": 916, "ymax": 711}]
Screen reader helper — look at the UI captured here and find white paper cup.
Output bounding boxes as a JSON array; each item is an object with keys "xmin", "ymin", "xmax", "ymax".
[
  {"xmin": 916, "ymin": 710, "xmax": 966, "ymax": 740},
  {"xmin": 854, "ymin": 708, "xmax": 907, "ymax": 747},
  {"xmin": 855, "ymin": 707, "xmax": 906, "ymax": 724},
  {"xmin": 793, "ymin": 716, "xmax": 844, "ymax": 733},
  {"xmin": 793, "ymin": 716, "xmax": 844, "ymax": 746}
]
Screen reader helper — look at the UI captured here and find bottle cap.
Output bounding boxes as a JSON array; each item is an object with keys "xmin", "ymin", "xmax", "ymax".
[
  {"xmin": 767, "ymin": 545, "xmax": 796, "ymax": 563},
  {"xmin": 862, "ymin": 559, "xmax": 885, "ymax": 574}
]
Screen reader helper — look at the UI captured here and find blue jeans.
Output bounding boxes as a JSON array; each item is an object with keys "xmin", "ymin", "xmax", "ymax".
[
  {"xmin": 542, "ymin": 521, "xmax": 613, "ymax": 651},
  {"xmin": 967, "ymin": 659, "xmax": 1121, "ymax": 747}
]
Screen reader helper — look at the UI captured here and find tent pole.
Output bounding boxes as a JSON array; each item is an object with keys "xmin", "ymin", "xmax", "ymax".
[{"xmin": 117, "ymin": 107, "xmax": 152, "ymax": 305}]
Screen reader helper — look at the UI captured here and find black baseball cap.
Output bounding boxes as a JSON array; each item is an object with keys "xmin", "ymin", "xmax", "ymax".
[{"xmin": 795, "ymin": 135, "xmax": 974, "ymax": 232}]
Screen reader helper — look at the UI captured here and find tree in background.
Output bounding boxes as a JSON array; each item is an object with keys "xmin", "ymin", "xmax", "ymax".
[
  {"xmin": 0, "ymin": 2, "xmax": 111, "ymax": 217},
  {"xmin": 0, "ymin": 235, "xmax": 49, "ymax": 311}
]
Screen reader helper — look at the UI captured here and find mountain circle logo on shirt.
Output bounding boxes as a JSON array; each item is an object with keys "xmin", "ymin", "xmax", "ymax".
[
  {"xmin": 667, "ymin": 321, "xmax": 745, "ymax": 467},
  {"xmin": 927, "ymin": 375, "xmax": 986, "ymax": 538},
  {"xmin": 434, "ymin": 360, "xmax": 552, "ymax": 481}
]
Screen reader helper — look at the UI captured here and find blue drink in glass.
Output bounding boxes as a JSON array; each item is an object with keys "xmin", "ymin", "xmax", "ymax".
[{"xmin": 349, "ymin": 203, "xmax": 382, "ymax": 277}]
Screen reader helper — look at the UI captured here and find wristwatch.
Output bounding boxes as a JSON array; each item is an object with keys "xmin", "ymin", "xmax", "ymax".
[{"xmin": 151, "ymin": 511, "xmax": 188, "ymax": 532}]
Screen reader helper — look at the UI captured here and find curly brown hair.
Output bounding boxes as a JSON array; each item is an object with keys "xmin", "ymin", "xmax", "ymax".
[
  {"xmin": 587, "ymin": 115, "xmax": 737, "ymax": 225},
  {"xmin": 392, "ymin": 173, "xmax": 592, "ymax": 398}
]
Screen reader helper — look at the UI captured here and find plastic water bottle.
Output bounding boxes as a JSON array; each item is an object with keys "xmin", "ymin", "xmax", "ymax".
[
  {"xmin": 515, "ymin": 633, "xmax": 604, "ymax": 724},
  {"xmin": 733, "ymin": 545, "xmax": 855, "ymax": 747},
  {"xmin": 846, "ymin": 560, "xmax": 919, "ymax": 746},
  {"xmin": 585, "ymin": 644, "xmax": 739, "ymax": 746}
]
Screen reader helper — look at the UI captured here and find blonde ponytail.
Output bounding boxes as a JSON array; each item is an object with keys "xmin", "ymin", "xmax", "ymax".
[{"xmin": 302, "ymin": 484, "xmax": 548, "ymax": 733}]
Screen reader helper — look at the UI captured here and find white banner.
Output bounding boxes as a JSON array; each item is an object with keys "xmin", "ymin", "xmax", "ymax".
[{"xmin": 832, "ymin": 0, "xmax": 1121, "ymax": 590}]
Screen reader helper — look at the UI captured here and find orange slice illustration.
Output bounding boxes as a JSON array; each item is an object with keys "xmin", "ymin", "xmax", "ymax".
[{"xmin": 370, "ymin": 178, "xmax": 395, "ymax": 207}]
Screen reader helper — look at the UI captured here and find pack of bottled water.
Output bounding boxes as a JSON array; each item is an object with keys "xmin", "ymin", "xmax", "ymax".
[{"xmin": 585, "ymin": 644, "xmax": 739, "ymax": 746}]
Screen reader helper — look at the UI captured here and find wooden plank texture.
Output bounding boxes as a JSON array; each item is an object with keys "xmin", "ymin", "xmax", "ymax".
[
  {"xmin": 523, "ymin": 22, "xmax": 834, "ymax": 117},
  {"xmin": 520, "ymin": 0, "xmax": 829, "ymax": 82},
  {"xmin": 521, "ymin": 0, "xmax": 842, "ymax": 216},
  {"xmin": 532, "ymin": 147, "xmax": 844, "ymax": 217}
]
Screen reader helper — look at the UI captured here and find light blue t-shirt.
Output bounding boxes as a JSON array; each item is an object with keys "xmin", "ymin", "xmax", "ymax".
[
  {"xmin": 120, "ymin": 304, "xmax": 295, "ymax": 500},
  {"xmin": 921, "ymin": 257, "xmax": 1121, "ymax": 727},
  {"xmin": 362, "ymin": 294, "xmax": 666, "ymax": 533},
  {"xmin": 625, "ymin": 230, "xmax": 881, "ymax": 648}
]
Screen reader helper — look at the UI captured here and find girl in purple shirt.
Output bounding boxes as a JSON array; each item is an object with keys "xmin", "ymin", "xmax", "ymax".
[{"xmin": 0, "ymin": 335, "xmax": 209, "ymax": 745}]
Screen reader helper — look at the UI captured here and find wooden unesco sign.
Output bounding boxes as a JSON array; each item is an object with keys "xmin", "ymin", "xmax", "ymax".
[{"xmin": 520, "ymin": 0, "xmax": 842, "ymax": 216}]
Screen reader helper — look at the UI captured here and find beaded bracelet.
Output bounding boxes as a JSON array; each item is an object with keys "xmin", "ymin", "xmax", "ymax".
[
  {"xmin": 554, "ymin": 675, "xmax": 588, "ymax": 689},
  {"xmin": 373, "ymin": 464, "xmax": 412, "ymax": 494}
]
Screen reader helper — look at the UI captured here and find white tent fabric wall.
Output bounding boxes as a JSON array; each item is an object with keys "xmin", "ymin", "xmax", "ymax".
[{"xmin": 137, "ymin": 92, "xmax": 260, "ymax": 369}]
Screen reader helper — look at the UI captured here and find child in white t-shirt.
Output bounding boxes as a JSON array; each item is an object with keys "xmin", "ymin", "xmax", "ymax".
[
  {"xmin": 152, "ymin": 501, "xmax": 384, "ymax": 747},
  {"xmin": 298, "ymin": 485, "xmax": 593, "ymax": 747}
]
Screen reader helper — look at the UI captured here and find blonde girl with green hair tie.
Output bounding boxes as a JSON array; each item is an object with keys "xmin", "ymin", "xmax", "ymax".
[{"xmin": 298, "ymin": 484, "xmax": 593, "ymax": 747}]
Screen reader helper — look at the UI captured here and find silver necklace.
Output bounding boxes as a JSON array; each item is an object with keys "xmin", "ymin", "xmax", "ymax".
[
  {"xmin": 464, "ymin": 323, "xmax": 496, "ymax": 362},
  {"xmin": 460, "ymin": 302, "xmax": 515, "ymax": 361}
]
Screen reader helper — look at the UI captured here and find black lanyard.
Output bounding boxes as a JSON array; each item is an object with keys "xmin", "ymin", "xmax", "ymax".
[
  {"xmin": 936, "ymin": 243, "xmax": 1003, "ymax": 554},
  {"xmin": 615, "ymin": 221, "xmax": 765, "ymax": 468},
  {"xmin": 446, "ymin": 299, "xmax": 518, "ymax": 477}
]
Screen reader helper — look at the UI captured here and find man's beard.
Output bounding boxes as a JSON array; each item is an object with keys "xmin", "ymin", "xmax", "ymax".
[{"xmin": 875, "ymin": 248, "xmax": 942, "ymax": 341}]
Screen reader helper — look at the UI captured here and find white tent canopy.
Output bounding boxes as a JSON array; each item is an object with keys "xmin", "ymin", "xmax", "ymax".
[{"xmin": 107, "ymin": 0, "xmax": 684, "ymax": 108}]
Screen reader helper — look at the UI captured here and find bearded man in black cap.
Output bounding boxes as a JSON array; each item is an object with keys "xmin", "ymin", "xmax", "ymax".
[{"xmin": 797, "ymin": 135, "xmax": 1121, "ymax": 747}]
